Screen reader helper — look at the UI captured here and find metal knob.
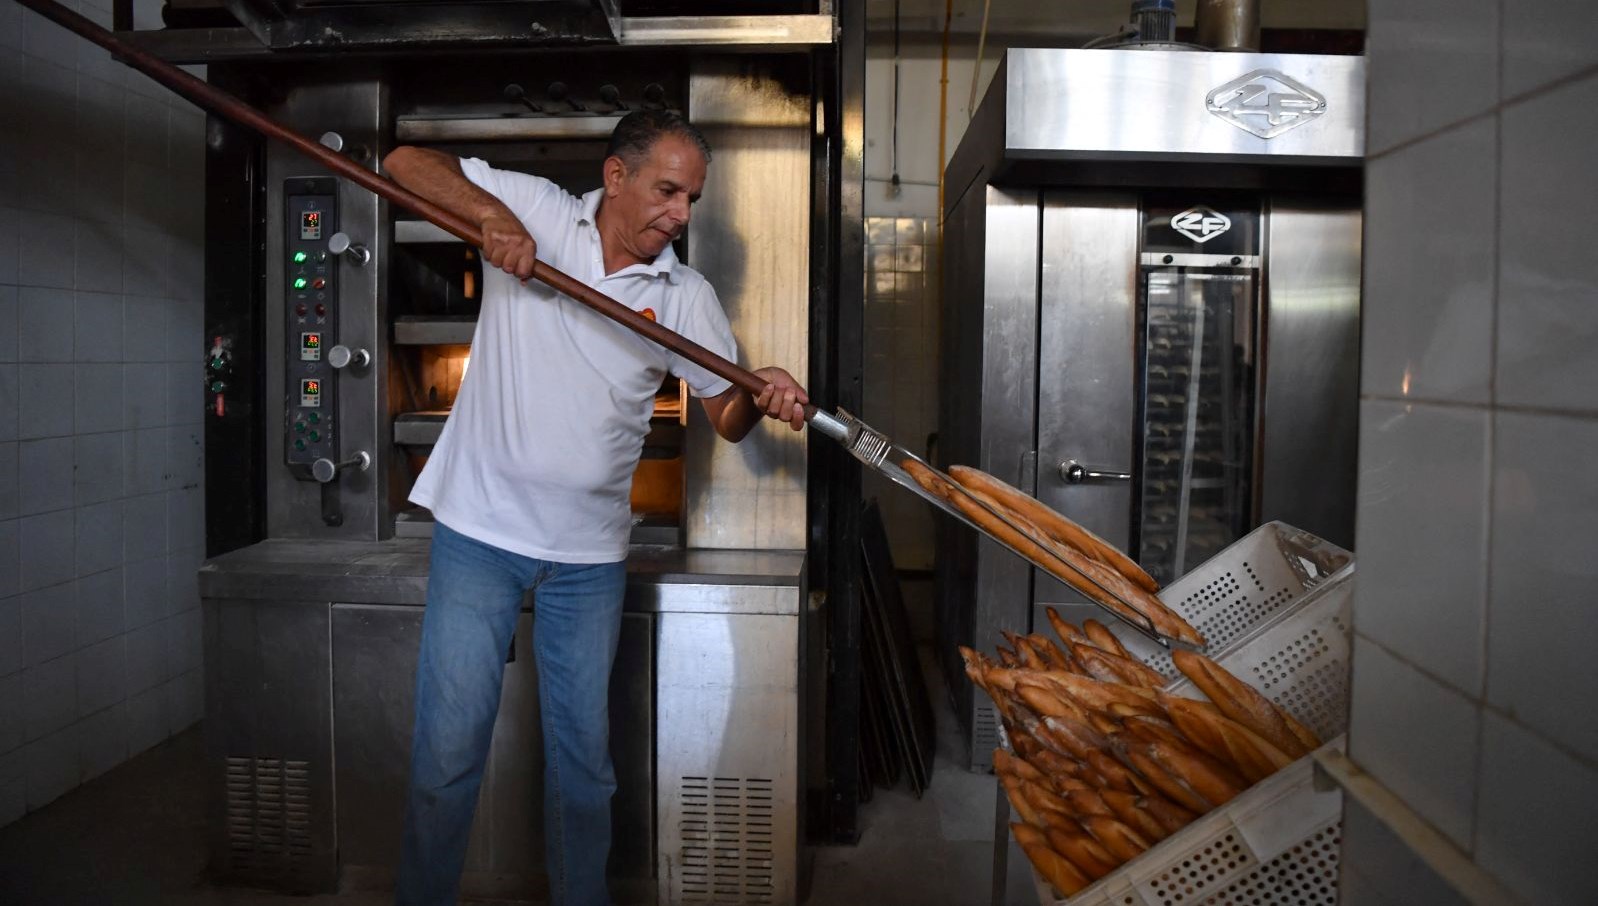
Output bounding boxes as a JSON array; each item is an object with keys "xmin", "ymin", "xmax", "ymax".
[
  {"xmin": 1060, "ymin": 460, "xmax": 1133, "ymax": 485},
  {"xmin": 318, "ymin": 131, "xmax": 370, "ymax": 162},
  {"xmin": 312, "ymin": 451, "xmax": 370, "ymax": 484},
  {"xmin": 328, "ymin": 232, "xmax": 370, "ymax": 267},
  {"xmin": 328, "ymin": 345, "xmax": 370, "ymax": 370},
  {"xmin": 599, "ymin": 84, "xmax": 628, "ymax": 110}
]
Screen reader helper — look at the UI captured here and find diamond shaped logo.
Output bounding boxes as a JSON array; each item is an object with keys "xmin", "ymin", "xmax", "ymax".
[
  {"xmin": 1170, "ymin": 206, "xmax": 1231, "ymax": 244},
  {"xmin": 1206, "ymin": 69, "xmax": 1327, "ymax": 139}
]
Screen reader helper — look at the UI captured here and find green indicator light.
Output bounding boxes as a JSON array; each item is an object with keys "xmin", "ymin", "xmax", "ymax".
[
  {"xmin": 295, "ymin": 422, "xmax": 306, "ymax": 434},
  {"xmin": 292, "ymin": 251, "xmax": 308, "ymax": 263},
  {"xmin": 308, "ymin": 430, "xmax": 321, "ymax": 442},
  {"xmin": 294, "ymin": 439, "xmax": 306, "ymax": 451},
  {"xmin": 308, "ymin": 412, "xmax": 320, "ymax": 424},
  {"xmin": 293, "ymin": 277, "xmax": 309, "ymax": 290}
]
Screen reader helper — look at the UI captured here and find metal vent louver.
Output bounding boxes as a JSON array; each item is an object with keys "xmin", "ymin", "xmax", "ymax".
[
  {"xmin": 676, "ymin": 776, "xmax": 776, "ymax": 904},
  {"xmin": 224, "ymin": 756, "xmax": 313, "ymax": 882},
  {"xmin": 973, "ymin": 703, "xmax": 1003, "ymax": 765}
]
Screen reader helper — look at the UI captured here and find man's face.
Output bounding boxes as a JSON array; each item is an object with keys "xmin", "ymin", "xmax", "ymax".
[{"xmin": 602, "ymin": 133, "xmax": 707, "ymax": 261}]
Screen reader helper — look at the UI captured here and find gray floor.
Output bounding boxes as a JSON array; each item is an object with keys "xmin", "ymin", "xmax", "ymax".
[{"xmin": 0, "ymin": 634, "xmax": 1036, "ymax": 906}]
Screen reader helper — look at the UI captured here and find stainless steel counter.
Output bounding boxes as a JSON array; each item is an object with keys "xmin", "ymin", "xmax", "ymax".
[
  {"xmin": 199, "ymin": 539, "xmax": 806, "ymax": 609},
  {"xmin": 200, "ymin": 540, "xmax": 808, "ymax": 904}
]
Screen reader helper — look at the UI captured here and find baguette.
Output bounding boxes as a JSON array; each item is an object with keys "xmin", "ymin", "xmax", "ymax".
[
  {"xmin": 999, "ymin": 771, "xmax": 1046, "ymax": 827},
  {"xmin": 1082, "ymin": 619, "xmax": 1133, "ymax": 659},
  {"xmin": 1141, "ymin": 738, "xmax": 1247, "ymax": 808},
  {"xmin": 948, "ymin": 465, "xmax": 1160, "ymax": 594},
  {"xmin": 1028, "ymin": 633, "xmax": 1075, "ymax": 671},
  {"xmin": 1043, "ymin": 827, "xmax": 1119, "ymax": 881},
  {"xmin": 1100, "ymin": 790, "xmax": 1174, "ymax": 842},
  {"xmin": 1012, "ymin": 823, "xmax": 1091, "ymax": 897},
  {"xmin": 1171, "ymin": 650, "xmax": 1308, "ymax": 758},
  {"xmin": 1064, "ymin": 789, "xmax": 1114, "ymax": 819},
  {"xmin": 1137, "ymin": 791, "xmax": 1199, "ymax": 836},
  {"xmin": 1122, "ymin": 747, "xmax": 1212, "ymax": 813},
  {"xmin": 1081, "ymin": 815, "xmax": 1152, "ymax": 864},
  {"xmin": 1158, "ymin": 692, "xmax": 1293, "ymax": 784},
  {"xmin": 1016, "ymin": 681, "xmax": 1090, "ymax": 723},
  {"xmin": 1045, "ymin": 607, "xmax": 1094, "ymax": 648},
  {"xmin": 1076, "ymin": 645, "xmax": 1169, "ymax": 689},
  {"xmin": 993, "ymin": 748, "xmax": 1047, "ymax": 787}
]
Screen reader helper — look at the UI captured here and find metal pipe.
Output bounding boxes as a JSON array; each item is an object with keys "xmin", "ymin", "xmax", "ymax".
[
  {"xmin": 10, "ymin": 0, "xmax": 777, "ymax": 402},
  {"xmin": 1194, "ymin": 0, "xmax": 1261, "ymax": 52}
]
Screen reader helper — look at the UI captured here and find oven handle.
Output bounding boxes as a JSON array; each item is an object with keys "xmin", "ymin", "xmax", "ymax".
[
  {"xmin": 1060, "ymin": 460, "xmax": 1134, "ymax": 485},
  {"xmin": 13, "ymin": 0, "xmax": 796, "ymax": 411}
]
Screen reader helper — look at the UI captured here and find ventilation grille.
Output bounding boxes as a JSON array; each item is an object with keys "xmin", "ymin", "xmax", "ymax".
[
  {"xmin": 1198, "ymin": 823, "xmax": 1341, "ymax": 905},
  {"xmin": 1144, "ymin": 832, "xmax": 1258, "ymax": 905},
  {"xmin": 676, "ymin": 776, "xmax": 775, "ymax": 904},
  {"xmin": 973, "ymin": 703, "xmax": 1002, "ymax": 766},
  {"xmin": 224, "ymin": 756, "xmax": 313, "ymax": 881},
  {"xmin": 1162, "ymin": 562, "xmax": 1299, "ymax": 664}
]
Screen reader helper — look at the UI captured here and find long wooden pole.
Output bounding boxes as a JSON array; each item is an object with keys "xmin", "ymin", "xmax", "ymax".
[{"xmin": 12, "ymin": 0, "xmax": 774, "ymax": 399}]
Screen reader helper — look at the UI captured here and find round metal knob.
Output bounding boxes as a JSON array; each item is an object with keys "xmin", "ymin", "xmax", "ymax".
[
  {"xmin": 1059, "ymin": 460, "xmax": 1134, "ymax": 485},
  {"xmin": 312, "ymin": 451, "xmax": 370, "ymax": 484},
  {"xmin": 318, "ymin": 131, "xmax": 345, "ymax": 152},
  {"xmin": 328, "ymin": 345, "xmax": 370, "ymax": 370},
  {"xmin": 328, "ymin": 232, "xmax": 370, "ymax": 266},
  {"xmin": 1062, "ymin": 462, "xmax": 1087, "ymax": 484}
]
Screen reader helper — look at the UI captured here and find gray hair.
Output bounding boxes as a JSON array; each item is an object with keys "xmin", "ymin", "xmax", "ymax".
[{"xmin": 605, "ymin": 109, "xmax": 712, "ymax": 170}]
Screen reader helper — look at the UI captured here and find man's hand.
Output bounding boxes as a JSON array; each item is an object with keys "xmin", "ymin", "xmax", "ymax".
[
  {"xmin": 753, "ymin": 366, "xmax": 809, "ymax": 432},
  {"xmin": 481, "ymin": 214, "xmax": 537, "ymax": 281}
]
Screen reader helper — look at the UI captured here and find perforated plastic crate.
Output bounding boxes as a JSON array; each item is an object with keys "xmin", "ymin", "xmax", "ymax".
[
  {"xmin": 1027, "ymin": 522, "xmax": 1356, "ymax": 905},
  {"xmin": 1031, "ymin": 740, "xmax": 1346, "ymax": 906}
]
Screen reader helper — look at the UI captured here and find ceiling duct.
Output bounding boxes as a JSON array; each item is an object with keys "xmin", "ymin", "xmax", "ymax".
[{"xmin": 1195, "ymin": 0, "xmax": 1262, "ymax": 51}]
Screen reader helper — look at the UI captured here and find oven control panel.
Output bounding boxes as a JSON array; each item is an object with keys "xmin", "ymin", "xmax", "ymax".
[{"xmin": 284, "ymin": 178, "xmax": 337, "ymax": 477}]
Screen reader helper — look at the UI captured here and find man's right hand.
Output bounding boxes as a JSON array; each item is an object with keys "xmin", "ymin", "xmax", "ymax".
[{"xmin": 481, "ymin": 214, "xmax": 537, "ymax": 281}]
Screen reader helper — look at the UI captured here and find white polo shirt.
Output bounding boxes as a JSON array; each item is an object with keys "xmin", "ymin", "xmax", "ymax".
[{"xmin": 408, "ymin": 157, "xmax": 738, "ymax": 563}]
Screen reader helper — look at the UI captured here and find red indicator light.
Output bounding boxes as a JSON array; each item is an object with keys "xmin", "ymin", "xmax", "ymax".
[
  {"xmin": 311, "ymin": 277, "xmax": 326, "ymax": 290},
  {"xmin": 315, "ymin": 303, "xmax": 327, "ymax": 316},
  {"xmin": 295, "ymin": 303, "xmax": 307, "ymax": 316}
]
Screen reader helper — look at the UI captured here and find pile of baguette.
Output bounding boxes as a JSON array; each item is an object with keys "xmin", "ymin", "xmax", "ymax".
[
  {"xmin": 961, "ymin": 609, "xmax": 1322, "ymax": 898},
  {"xmin": 903, "ymin": 462, "xmax": 1204, "ymax": 646}
]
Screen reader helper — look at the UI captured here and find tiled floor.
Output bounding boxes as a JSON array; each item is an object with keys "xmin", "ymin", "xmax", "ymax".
[{"xmin": 0, "ymin": 650, "xmax": 1037, "ymax": 906}]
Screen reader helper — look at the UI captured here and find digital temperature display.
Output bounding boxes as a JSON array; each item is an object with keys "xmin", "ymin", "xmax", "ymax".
[
  {"xmin": 300, "ymin": 378, "xmax": 322, "ymax": 407},
  {"xmin": 300, "ymin": 332, "xmax": 322, "ymax": 361},
  {"xmin": 300, "ymin": 210, "xmax": 323, "ymax": 240}
]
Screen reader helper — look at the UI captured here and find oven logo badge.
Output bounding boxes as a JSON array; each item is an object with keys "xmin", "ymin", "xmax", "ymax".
[
  {"xmin": 1171, "ymin": 206, "xmax": 1232, "ymax": 244},
  {"xmin": 1205, "ymin": 69, "xmax": 1327, "ymax": 139}
]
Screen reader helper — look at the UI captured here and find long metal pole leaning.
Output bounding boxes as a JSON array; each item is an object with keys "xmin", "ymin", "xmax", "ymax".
[{"xmin": 10, "ymin": 0, "xmax": 786, "ymax": 405}]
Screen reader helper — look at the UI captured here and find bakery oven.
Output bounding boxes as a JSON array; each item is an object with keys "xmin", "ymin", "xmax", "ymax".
[
  {"xmin": 935, "ymin": 47, "xmax": 1365, "ymax": 770},
  {"xmin": 195, "ymin": 33, "xmax": 828, "ymax": 903}
]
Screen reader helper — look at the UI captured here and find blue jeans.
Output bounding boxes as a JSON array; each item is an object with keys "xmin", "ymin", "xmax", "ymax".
[{"xmin": 396, "ymin": 521, "xmax": 627, "ymax": 906}]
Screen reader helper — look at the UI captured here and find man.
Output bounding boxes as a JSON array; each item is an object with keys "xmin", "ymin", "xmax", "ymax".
[{"xmin": 384, "ymin": 110, "xmax": 808, "ymax": 906}]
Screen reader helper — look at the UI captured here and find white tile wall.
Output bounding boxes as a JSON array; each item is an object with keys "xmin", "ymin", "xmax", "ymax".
[
  {"xmin": 1364, "ymin": 0, "xmax": 1498, "ymax": 154},
  {"xmin": 1495, "ymin": 72, "xmax": 1598, "ymax": 415},
  {"xmin": 1348, "ymin": 637, "xmax": 1480, "ymax": 849},
  {"xmin": 1487, "ymin": 411, "xmax": 1598, "ymax": 759},
  {"xmin": 1360, "ymin": 119, "xmax": 1496, "ymax": 404},
  {"xmin": 1473, "ymin": 712, "xmax": 1598, "ymax": 903},
  {"xmin": 0, "ymin": 5, "xmax": 205, "ymax": 826},
  {"xmin": 1501, "ymin": 0, "xmax": 1598, "ymax": 97},
  {"xmin": 1354, "ymin": 4, "xmax": 1598, "ymax": 901},
  {"xmin": 1353, "ymin": 400, "xmax": 1487, "ymax": 693}
]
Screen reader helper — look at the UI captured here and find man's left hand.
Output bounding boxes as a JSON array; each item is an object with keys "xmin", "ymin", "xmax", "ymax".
[{"xmin": 752, "ymin": 367, "xmax": 809, "ymax": 432}]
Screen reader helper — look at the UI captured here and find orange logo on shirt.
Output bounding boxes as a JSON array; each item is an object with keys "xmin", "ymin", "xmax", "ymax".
[{"xmin": 640, "ymin": 308, "xmax": 657, "ymax": 322}]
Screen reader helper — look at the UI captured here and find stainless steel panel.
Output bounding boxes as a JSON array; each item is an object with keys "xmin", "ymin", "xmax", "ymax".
[
  {"xmin": 633, "ymin": 582, "xmax": 799, "ymax": 616},
  {"xmin": 394, "ymin": 114, "xmax": 622, "ymax": 143},
  {"xmin": 1141, "ymin": 252, "xmax": 1261, "ymax": 269},
  {"xmin": 204, "ymin": 598, "xmax": 336, "ymax": 893},
  {"xmin": 392, "ymin": 411, "xmax": 446, "ymax": 445},
  {"xmin": 393, "ymin": 220, "xmax": 461, "ymax": 244},
  {"xmin": 618, "ymin": 15, "xmax": 834, "ymax": 47},
  {"xmin": 393, "ymin": 316, "xmax": 477, "ymax": 345},
  {"xmin": 332, "ymin": 604, "xmax": 655, "ymax": 899},
  {"xmin": 657, "ymin": 610, "xmax": 800, "ymax": 906},
  {"xmin": 1258, "ymin": 203, "xmax": 1361, "ymax": 549},
  {"xmin": 265, "ymin": 79, "xmax": 391, "ymax": 540},
  {"xmin": 683, "ymin": 58, "xmax": 811, "ymax": 551},
  {"xmin": 1035, "ymin": 194, "xmax": 1141, "ymax": 606},
  {"xmin": 1005, "ymin": 48, "xmax": 1364, "ymax": 163}
]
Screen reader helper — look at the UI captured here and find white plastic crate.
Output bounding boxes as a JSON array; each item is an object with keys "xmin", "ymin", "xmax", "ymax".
[
  {"xmin": 1032, "ymin": 739, "xmax": 1346, "ymax": 906},
  {"xmin": 1027, "ymin": 522, "xmax": 1356, "ymax": 905}
]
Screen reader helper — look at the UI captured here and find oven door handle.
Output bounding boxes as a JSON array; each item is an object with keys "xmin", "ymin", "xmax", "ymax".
[{"xmin": 1059, "ymin": 460, "xmax": 1133, "ymax": 485}]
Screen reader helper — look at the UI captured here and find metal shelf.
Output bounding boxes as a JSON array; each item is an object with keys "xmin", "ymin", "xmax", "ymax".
[{"xmin": 393, "ymin": 410, "xmax": 448, "ymax": 446}]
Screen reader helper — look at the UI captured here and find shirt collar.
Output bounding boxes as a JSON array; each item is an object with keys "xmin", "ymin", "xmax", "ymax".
[{"xmin": 577, "ymin": 188, "xmax": 683, "ymax": 285}]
